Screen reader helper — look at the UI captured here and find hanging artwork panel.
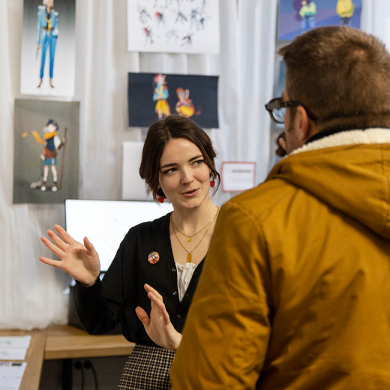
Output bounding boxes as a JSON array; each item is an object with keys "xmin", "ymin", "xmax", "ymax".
[
  {"xmin": 20, "ymin": 0, "xmax": 76, "ymax": 97},
  {"xmin": 13, "ymin": 99, "xmax": 80, "ymax": 204},
  {"xmin": 128, "ymin": 72, "xmax": 219, "ymax": 128},
  {"xmin": 127, "ymin": 0, "xmax": 220, "ymax": 54},
  {"xmin": 278, "ymin": 0, "xmax": 362, "ymax": 41}
]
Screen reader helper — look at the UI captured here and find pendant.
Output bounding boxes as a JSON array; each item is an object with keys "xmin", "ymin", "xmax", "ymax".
[
  {"xmin": 188, "ymin": 238, "xmax": 191, "ymax": 242},
  {"xmin": 187, "ymin": 254, "xmax": 192, "ymax": 263}
]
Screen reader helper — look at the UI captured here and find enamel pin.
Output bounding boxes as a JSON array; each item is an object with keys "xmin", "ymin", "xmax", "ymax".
[{"xmin": 148, "ymin": 251, "xmax": 160, "ymax": 264}]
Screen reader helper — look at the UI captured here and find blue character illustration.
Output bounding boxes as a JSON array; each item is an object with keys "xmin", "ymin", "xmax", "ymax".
[
  {"xmin": 299, "ymin": 1, "xmax": 316, "ymax": 33},
  {"xmin": 36, "ymin": 0, "xmax": 59, "ymax": 89}
]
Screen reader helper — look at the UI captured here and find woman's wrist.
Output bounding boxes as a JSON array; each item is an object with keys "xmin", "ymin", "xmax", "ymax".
[{"xmin": 171, "ymin": 333, "xmax": 183, "ymax": 351}]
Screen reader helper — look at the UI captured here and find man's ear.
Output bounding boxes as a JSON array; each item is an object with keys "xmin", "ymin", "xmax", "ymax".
[{"xmin": 295, "ymin": 106, "xmax": 316, "ymax": 143}]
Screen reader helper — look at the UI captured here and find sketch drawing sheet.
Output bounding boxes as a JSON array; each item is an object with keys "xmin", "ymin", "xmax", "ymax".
[{"xmin": 127, "ymin": 0, "xmax": 220, "ymax": 54}]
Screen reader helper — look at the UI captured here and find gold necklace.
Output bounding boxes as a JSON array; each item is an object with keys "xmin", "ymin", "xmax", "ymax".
[
  {"xmin": 171, "ymin": 207, "xmax": 219, "ymax": 263},
  {"xmin": 171, "ymin": 206, "xmax": 219, "ymax": 242}
]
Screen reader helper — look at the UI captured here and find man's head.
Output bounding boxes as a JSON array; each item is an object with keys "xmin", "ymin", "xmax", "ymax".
[{"xmin": 279, "ymin": 26, "xmax": 390, "ymax": 152}]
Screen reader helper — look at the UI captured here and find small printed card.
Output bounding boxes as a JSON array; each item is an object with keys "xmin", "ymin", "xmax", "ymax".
[{"xmin": 0, "ymin": 362, "xmax": 27, "ymax": 390}]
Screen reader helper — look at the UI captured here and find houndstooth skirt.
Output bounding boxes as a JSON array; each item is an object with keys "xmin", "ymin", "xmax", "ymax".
[{"xmin": 118, "ymin": 344, "xmax": 175, "ymax": 390}]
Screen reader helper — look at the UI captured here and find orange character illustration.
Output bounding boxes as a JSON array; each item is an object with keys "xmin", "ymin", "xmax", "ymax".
[{"xmin": 175, "ymin": 87, "xmax": 195, "ymax": 118}]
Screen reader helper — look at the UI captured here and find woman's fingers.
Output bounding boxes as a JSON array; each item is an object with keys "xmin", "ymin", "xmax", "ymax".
[
  {"xmin": 148, "ymin": 294, "xmax": 171, "ymax": 326},
  {"xmin": 159, "ymin": 303, "xmax": 171, "ymax": 326},
  {"xmin": 54, "ymin": 224, "xmax": 77, "ymax": 245},
  {"xmin": 47, "ymin": 229, "xmax": 68, "ymax": 251},
  {"xmin": 135, "ymin": 306, "xmax": 150, "ymax": 327},
  {"xmin": 39, "ymin": 256, "xmax": 63, "ymax": 269},
  {"xmin": 144, "ymin": 284, "xmax": 163, "ymax": 300},
  {"xmin": 148, "ymin": 292, "xmax": 164, "ymax": 309},
  {"xmin": 83, "ymin": 237, "xmax": 97, "ymax": 257},
  {"xmin": 40, "ymin": 236, "xmax": 64, "ymax": 259}
]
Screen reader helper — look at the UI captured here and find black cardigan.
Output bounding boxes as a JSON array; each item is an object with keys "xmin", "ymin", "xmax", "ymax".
[{"xmin": 74, "ymin": 213, "xmax": 205, "ymax": 346}]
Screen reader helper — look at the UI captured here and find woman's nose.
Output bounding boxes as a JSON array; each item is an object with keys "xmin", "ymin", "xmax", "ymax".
[{"xmin": 181, "ymin": 169, "xmax": 194, "ymax": 186}]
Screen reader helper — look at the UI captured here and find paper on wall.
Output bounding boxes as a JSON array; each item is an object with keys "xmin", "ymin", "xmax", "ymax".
[{"xmin": 122, "ymin": 142, "xmax": 152, "ymax": 201}]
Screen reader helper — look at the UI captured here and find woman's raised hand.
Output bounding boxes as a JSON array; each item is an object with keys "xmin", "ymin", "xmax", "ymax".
[
  {"xmin": 39, "ymin": 224, "xmax": 101, "ymax": 287},
  {"xmin": 136, "ymin": 284, "xmax": 182, "ymax": 351}
]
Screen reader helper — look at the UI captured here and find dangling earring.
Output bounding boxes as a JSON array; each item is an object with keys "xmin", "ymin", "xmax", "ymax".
[
  {"xmin": 210, "ymin": 179, "xmax": 215, "ymax": 188},
  {"xmin": 158, "ymin": 197, "xmax": 164, "ymax": 203}
]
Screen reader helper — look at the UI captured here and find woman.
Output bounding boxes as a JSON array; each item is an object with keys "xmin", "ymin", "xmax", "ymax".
[{"xmin": 39, "ymin": 115, "xmax": 220, "ymax": 389}]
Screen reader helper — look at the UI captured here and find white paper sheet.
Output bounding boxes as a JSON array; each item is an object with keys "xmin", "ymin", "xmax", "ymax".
[
  {"xmin": 0, "ymin": 362, "xmax": 27, "ymax": 390},
  {"xmin": 0, "ymin": 350, "xmax": 27, "ymax": 362},
  {"xmin": 221, "ymin": 162, "xmax": 256, "ymax": 192},
  {"xmin": 122, "ymin": 142, "xmax": 152, "ymax": 201},
  {"xmin": 0, "ymin": 337, "xmax": 31, "ymax": 350}
]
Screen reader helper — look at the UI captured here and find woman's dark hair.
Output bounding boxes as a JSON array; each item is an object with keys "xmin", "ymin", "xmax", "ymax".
[{"xmin": 139, "ymin": 115, "xmax": 220, "ymax": 201}]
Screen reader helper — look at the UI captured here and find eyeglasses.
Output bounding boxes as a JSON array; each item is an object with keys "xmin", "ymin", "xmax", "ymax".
[{"xmin": 265, "ymin": 97, "xmax": 317, "ymax": 124}]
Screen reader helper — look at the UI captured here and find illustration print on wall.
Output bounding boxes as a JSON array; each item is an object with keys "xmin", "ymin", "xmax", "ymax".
[
  {"xmin": 127, "ymin": 0, "xmax": 220, "ymax": 54},
  {"xmin": 20, "ymin": 0, "xmax": 76, "ymax": 97},
  {"xmin": 128, "ymin": 72, "xmax": 219, "ymax": 128},
  {"xmin": 14, "ymin": 99, "xmax": 80, "ymax": 204},
  {"xmin": 278, "ymin": 0, "xmax": 362, "ymax": 41}
]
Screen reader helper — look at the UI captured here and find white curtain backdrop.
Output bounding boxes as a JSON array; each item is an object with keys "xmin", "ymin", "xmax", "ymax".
[{"xmin": 0, "ymin": 0, "xmax": 387, "ymax": 329}]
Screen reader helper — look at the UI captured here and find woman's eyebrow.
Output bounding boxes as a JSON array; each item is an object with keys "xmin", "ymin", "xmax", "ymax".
[
  {"xmin": 160, "ymin": 162, "xmax": 177, "ymax": 170},
  {"xmin": 160, "ymin": 155, "xmax": 203, "ymax": 170},
  {"xmin": 189, "ymin": 155, "xmax": 203, "ymax": 162}
]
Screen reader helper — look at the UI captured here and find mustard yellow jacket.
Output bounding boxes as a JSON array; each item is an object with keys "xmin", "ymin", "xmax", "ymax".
[{"xmin": 171, "ymin": 129, "xmax": 390, "ymax": 389}]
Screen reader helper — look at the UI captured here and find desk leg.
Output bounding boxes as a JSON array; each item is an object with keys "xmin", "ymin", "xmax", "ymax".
[{"xmin": 62, "ymin": 359, "xmax": 73, "ymax": 390}]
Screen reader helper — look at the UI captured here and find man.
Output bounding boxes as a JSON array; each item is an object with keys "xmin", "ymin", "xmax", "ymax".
[{"xmin": 170, "ymin": 26, "xmax": 390, "ymax": 389}]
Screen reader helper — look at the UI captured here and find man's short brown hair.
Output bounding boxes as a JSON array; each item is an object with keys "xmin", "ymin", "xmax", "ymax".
[{"xmin": 279, "ymin": 26, "xmax": 390, "ymax": 131}]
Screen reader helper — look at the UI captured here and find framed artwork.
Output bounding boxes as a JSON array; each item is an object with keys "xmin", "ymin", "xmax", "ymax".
[
  {"xmin": 128, "ymin": 72, "xmax": 219, "ymax": 128},
  {"xmin": 13, "ymin": 99, "xmax": 80, "ymax": 204},
  {"xmin": 278, "ymin": 0, "xmax": 362, "ymax": 41},
  {"xmin": 127, "ymin": 0, "xmax": 220, "ymax": 54},
  {"xmin": 20, "ymin": 0, "xmax": 76, "ymax": 97}
]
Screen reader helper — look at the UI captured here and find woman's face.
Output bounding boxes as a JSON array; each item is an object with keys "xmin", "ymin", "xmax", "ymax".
[{"xmin": 158, "ymin": 138, "xmax": 211, "ymax": 210}]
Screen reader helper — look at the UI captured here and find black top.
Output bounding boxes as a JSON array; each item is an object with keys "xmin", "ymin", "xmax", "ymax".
[{"xmin": 74, "ymin": 213, "xmax": 205, "ymax": 346}]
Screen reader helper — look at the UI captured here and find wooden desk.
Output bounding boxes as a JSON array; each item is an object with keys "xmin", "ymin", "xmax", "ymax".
[
  {"xmin": 0, "ymin": 325, "xmax": 135, "ymax": 390},
  {"xmin": 0, "ymin": 328, "xmax": 46, "ymax": 390},
  {"xmin": 45, "ymin": 324, "xmax": 135, "ymax": 359}
]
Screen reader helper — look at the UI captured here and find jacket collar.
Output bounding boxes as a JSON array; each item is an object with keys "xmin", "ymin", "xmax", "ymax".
[{"xmin": 291, "ymin": 128, "xmax": 390, "ymax": 156}]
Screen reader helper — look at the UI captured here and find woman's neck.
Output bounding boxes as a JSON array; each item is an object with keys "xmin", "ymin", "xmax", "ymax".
[{"xmin": 171, "ymin": 198, "xmax": 218, "ymax": 235}]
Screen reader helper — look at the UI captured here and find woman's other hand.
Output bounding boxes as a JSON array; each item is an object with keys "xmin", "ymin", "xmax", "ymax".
[
  {"xmin": 39, "ymin": 224, "xmax": 101, "ymax": 287},
  {"xmin": 136, "ymin": 284, "xmax": 183, "ymax": 351}
]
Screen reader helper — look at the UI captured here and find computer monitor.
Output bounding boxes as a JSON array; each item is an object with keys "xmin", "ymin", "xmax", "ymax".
[{"xmin": 64, "ymin": 199, "xmax": 173, "ymax": 273}]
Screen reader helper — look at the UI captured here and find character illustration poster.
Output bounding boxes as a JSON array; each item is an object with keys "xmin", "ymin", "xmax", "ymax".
[
  {"xmin": 14, "ymin": 99, "xmax": 79, "ymax": 204},
  {"xmin": 128, "ymin": 72, "xmax": 219, "ymax": 128},
  {"xmin": 127, "ymin": 0, "xmax": 220, "ymax": 54},
  {"xmin": 278, "ymin": 0, "xmax": 362, "ymax": 41},
  {"xmin": 20, "ymin": 0, "xmax": 76, "ymax": 97}
]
